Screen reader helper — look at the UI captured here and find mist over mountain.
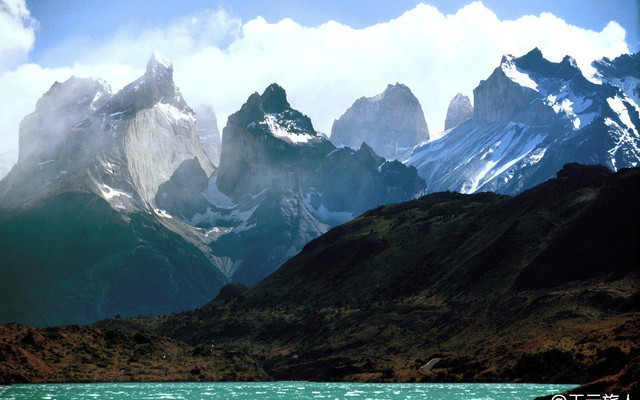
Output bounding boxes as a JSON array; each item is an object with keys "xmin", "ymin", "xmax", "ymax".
[
  {"xmin": 330, "ymin": 83, "xmax": 429, "ymax": 160},
  {"xmin": 208, "ymin": 83, "xmax": 426, "ymax": 284},
  {"xmin": 196, "ymin": 104, "xmax": 222, "ymax": 166},
  {"xmin": 407, "ymin": 48, "xmax": 640, "ymax": 195},
  {"xmin": 0, "ymin": 54, "xmax": 225, "ymax": 326},
  {"xmin": 0, "ymin": 56, "xmax": 425, "ymax": 325}
]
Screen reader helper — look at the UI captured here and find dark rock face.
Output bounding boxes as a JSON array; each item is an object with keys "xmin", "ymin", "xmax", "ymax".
[
  {"xmin": 98, "ymin": 52, "xmax": 191, "ymax": 117},
  {"xmin": 309, "ymin": 143, "xmax": 425, "ymax": 217},
  {"xmin": 155, "ymin": 158, "xmax": 210, "ymax": 221},
  {"xmin": 444, "ymin": 93, "xmax": 473, "ymax": 130},
  {"xmin": 330, "ymin": 83, "xmax": 429, "ymax": 159},
  {"xmin": 408, "ymin": 48, "xmax": 640, "ymax": 196},
  {"xmin": 211, "ymin": 83, "xmax": 426, "ymax": 284},
  {"xmin": 217, "ymin": 83, "xmax": 331, "ymax": 201},
  {"xmin": 593, "ymin": 51, "xmax": 640, "ymax": 106}
]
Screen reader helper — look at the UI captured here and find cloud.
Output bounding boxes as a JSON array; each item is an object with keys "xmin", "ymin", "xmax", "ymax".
[
  {"xmin": 0, "ymin": 0, "xmax": 36, "ymax": 71},
  {"xmin": 0, "ymin": 1, "xmax": 631, "ymax": 176}
]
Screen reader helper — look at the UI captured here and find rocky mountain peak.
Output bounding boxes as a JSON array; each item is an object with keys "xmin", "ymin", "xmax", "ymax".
[
  {"xmin": 444, "ymin": 93, "xmax": 473, "ymax": 130},
  {"xmin": 217, "ymin": 84, "xmax": 330, "ymax": 199},
  {"xmin": 381, "ymin": 83, "xmax": 411, "ymax": 98},
  {"xmin": 261, "ymin": 83, "xmax": 290, "ymax": 114},
  {"xmin": 34, "ymin": 76, "xmax": 112, "ymax": 113},
  {"xmin": 474, "ymin": 49, "xmax": 588, "ymax": 124},
  {"xmin": 409, "ymin": 48, "xmax": 640, "ymax": 197},
  {"xmin": 592, "ymin": 51, "xmax": 640, "ymax": 107},
  {"xmin": 18, "ymin": 76, "xmax": 112, "ymax": 164},
  {"xmin": 146, "ymin": 52, "xmax": 173, "ymax": 76},
  {"xmin": 99, "ymin": 53, "xmax": 190, "ymax": 116},
  {"xmin": 330, "ymin": 83, "xmax": 429, "ymax": 159}
]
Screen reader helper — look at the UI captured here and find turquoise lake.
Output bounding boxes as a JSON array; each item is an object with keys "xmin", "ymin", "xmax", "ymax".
[{"xmin": 0, "ymin": 381, "xmax": 576, "ymax": 399}]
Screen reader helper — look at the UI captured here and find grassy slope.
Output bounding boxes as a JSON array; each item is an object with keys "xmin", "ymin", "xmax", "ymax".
[{"xmin": 149, "ymin": 164, "xmax": 639, "ymax": 386}]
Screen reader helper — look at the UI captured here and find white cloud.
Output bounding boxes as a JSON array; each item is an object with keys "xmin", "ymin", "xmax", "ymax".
[
  {"xmin": 0, "ymin": 1, "xmax": 631, "ymax": 177},
  {"xmin": 0, "ymin": 0, "xmax": 36, "ymax": 71}
]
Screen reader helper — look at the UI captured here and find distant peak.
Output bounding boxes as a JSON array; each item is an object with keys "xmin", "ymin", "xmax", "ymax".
[
  {"xmin": 358, "ymin": 141, "xmax": 375, "ymax": 154},
  {"xmin": 261, "ymin": 83, "xmax": 290, "ymax": 114},
  {"xmin": 384, "ymin": 82, "xmax": 412, "ymax": 94},
  {"xmin": 527, "ymin": 47, "xmax": 543, "ymax": 58},
  {"xmin": 561, "ymin": 55, "xmax": 578, "ymax": 68},
  {"xmin": 146, "ymin": 52, "xmax": 173, "ymax": 76},
  {"xmin": 386, "ymin": 82, "xmax": 408, "ymax": 90}
]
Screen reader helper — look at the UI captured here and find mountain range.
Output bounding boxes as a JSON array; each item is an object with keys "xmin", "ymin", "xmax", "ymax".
[
  {"xmin": 0, "ymin": 48, "xmax": 638, "ymax": 328},
  {"xmin": 0, "ymin": 54, "xmax": 425, "ymax": 326},
  {"xmin": 0, "ymin": 47, "xmax": 638, "ymax": 395},
  {"xmin": 406, "ymin": 48, "xmax": 640, "ymax": 195}
]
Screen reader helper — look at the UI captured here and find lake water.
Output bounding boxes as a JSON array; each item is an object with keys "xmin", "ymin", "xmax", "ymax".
[{"xmin": 0, "ymin": 381, "xmax": 576, "ymax": 399}]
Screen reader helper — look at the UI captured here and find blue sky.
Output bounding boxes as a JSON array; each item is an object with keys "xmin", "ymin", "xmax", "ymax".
[
  {"xmin": 0, "ymin": 0, "xmax": 637, "ymax": 175},
  {"xmin": 25, "ymin": 0, "xmax": 640, "ymax": 66}
]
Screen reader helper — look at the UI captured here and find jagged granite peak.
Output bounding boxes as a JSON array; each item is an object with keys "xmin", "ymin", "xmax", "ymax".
[
  {"xmin": 593, "ymin": 51, "xmax": 640, "ymax": 106},
  {"xmin": 330, "ymin": 83, "xmax": 429, "ymax": 160},
  {"xmin": 99, "ymin": 52, "xmax": 192, "ymax": 117},
  {"xmin": 211, "ymin": 83, "xmax": 426, "ymax": 284},
  {"xmin": 33, "ymin": 76, "xmax": 111, "ymax": 114},
  {"xmin": 473, "ymin": 48, "xmax": 614, "ymax": 127},
  {"xmin": 18, "ymin": 76, "xmax": 112, "ymax": 164},
  {"xmin": 261, "ymin": 83, "xmax": 290, "ymax": 114},
  {"xmin": 147, "ymin": 51, "xmax": 173, "ymax": 75},
  {"xmin": 0, "ymin": 56, "xmax": 224, "ymax": 326},
  {"xmin": 593, "ymin": 51, "xmax": 640, "ymax": 79},
  {"xmin": 444, "ymin": 93, "xmax": 473, "ymax": 130},
  {"xmin": 217, "ymin": 83, "xmax": 331, "ymax": 200},
  {"xmin": 407, "ymin": 48, "xmax": 640, "ymax": 196}
]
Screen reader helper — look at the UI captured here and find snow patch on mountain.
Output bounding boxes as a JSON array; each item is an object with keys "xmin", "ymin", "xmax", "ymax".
[
  {"xmin": 155, "ymin": 103, "xmax": 195, "ymax": 124},
  {"xmin": 303, "ymin": 191, "xmax": 354, "ymax": 224},
  {"xmin": 407, "ymin": 48, "xmax": 640, "ymax": 195},
  {"xmin": 262, "ymin": 113, "xmax": 315, "ymax": 144},
  {"xmin": 501, "ymin": 56, "xmax": 538, "ymax": 90}
]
